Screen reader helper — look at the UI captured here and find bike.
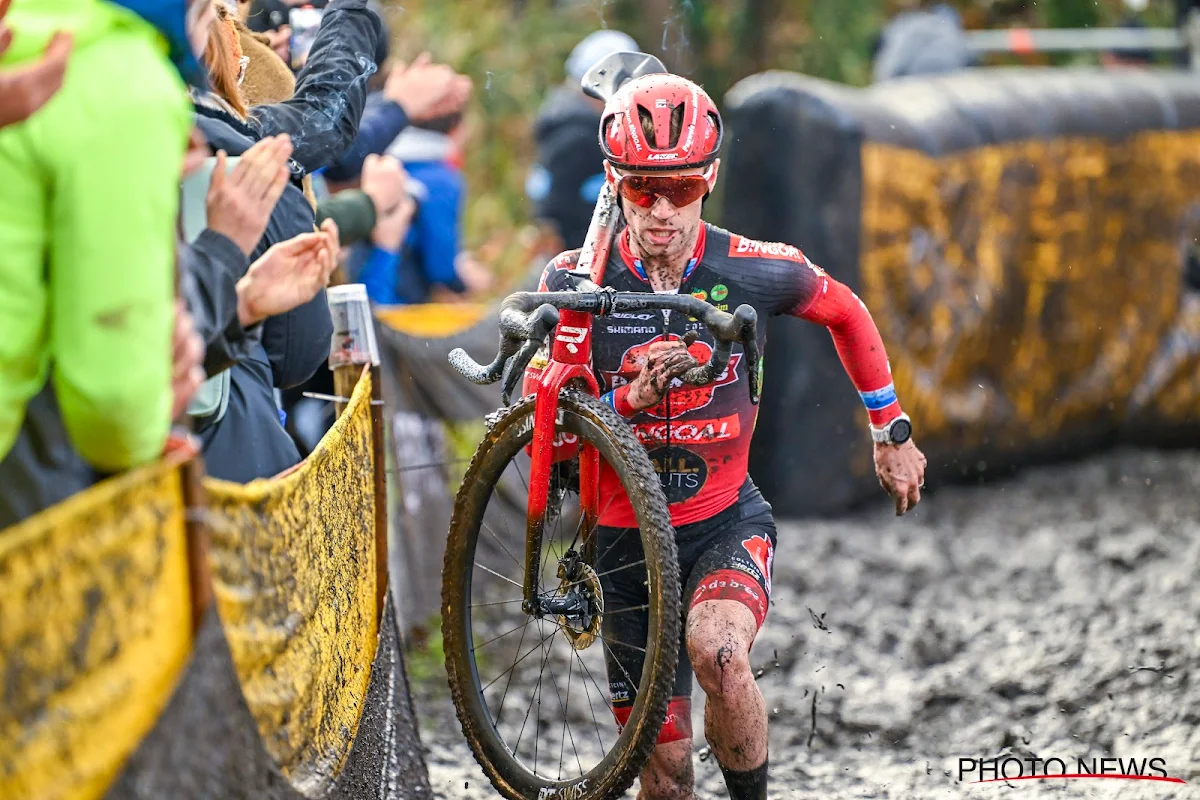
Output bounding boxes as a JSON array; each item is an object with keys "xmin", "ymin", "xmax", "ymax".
[{"xmin": 439, "ymin": 49, "xmax": 762, "ymax": 800}]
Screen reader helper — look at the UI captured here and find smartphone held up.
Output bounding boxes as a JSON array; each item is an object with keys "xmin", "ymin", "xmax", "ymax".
[{"xmin": 289, "ymin": 5, "xmax": 324, "ymax": 70}]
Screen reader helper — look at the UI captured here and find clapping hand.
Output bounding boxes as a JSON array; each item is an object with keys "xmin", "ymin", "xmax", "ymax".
[
  {"xmin": 206, "ymin": 135, "xmax": 295, "ymax": 257},
  {"xmin": 236, "ymin": 219, "xmax": 340, "ymax": 326},
  {"xmin": 0, "ymin": 0, "xmax": 72, "ymax": 129}
]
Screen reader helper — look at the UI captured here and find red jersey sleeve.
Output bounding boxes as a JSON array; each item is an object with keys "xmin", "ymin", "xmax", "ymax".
[{"xmin": 785, "ymin": 257, "xmax": 903, "ymax": 427}]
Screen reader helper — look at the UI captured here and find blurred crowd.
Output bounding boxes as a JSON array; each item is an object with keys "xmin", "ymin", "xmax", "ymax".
[
  {"xmin": 0, "ymin": 0, "xmax": 648, "ymax": 530},
  {"xmin": 6, "ymin": 0, "xmax": 1178, "ymax": 530},
  {"xmin": 0, "ymin": 0, "xmax": 478, "ymax": 525}
]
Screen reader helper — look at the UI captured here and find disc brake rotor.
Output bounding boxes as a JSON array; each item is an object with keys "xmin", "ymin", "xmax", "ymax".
[{"xmin": 554, "ymin": 561, "xmax": 603, "ymax": 650}]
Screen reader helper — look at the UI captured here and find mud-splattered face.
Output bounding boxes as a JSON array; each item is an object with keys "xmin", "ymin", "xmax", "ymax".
[{"xmin": 608, "ymin": 162, "xmax": 719, "ymax": 262}]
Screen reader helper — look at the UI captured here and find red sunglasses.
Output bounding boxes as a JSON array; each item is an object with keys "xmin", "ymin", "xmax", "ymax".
[{"xmin": 617, "ymin": 166, "xmax": 714, "ymax": 209}]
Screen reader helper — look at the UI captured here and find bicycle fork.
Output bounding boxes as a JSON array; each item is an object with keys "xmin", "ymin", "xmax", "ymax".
[{"xmin": 522, "ymin": 309, "xmax": 601, "ymax": 617}]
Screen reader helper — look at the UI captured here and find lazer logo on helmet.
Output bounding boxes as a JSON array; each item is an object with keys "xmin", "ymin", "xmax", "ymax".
[
  {"xmin": 728, "ymin": 235, "xmax": 807, "ymax": 264},
  {"xmin": 646, "ymin": 152, "xmax": 680, "ymax": 161}
]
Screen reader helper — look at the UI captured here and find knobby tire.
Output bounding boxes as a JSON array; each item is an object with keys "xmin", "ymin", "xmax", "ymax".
[{"xmin": 442, "ymin": 389, "xmax": 680, "ymax": 800}]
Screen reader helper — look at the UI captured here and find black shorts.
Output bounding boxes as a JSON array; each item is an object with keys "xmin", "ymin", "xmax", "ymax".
[{"xmin": 596, "ymin": 479, "xmax": 777, "ymax": 743}]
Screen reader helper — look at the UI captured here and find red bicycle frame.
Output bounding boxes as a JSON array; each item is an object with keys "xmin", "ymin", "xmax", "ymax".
[
  {"xmin": 519, "ymin": 185, "xmax": 620, "ymax": 612},
  {"xmin": 522, "ymin": 308, "xmax": 602, "ymax": 611}
]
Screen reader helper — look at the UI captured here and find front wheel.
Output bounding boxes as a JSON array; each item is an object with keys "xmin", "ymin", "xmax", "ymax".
[{"xmin": 442, "ymin": 389, "xmax": 680, "ymax": 800}]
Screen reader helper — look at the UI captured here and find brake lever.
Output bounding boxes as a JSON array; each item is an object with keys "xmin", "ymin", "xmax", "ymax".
[
  {"xmin": 733, "ymin": 304, "xmax": 761, "ymax": 405},
  {"xmin": 743, "ymin": 333, "xmax": 762, "ymax": 406},
  {"xmin": 499, "ymin": 302, "xmax": 560, "ymax": 405}
]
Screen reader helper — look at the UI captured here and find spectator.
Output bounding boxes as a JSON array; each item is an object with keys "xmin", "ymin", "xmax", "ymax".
[
  {"xmin": 285, "ymin": 151, "xmax": 420, "ymax": 454},
  {"xmin": 0, "ymin": 0, "xmax": 71, "ymax": 129},
  {"xmin": 343, "ymin": 111, "xmax": 490, "ymax": 306},
  {"xmin": 180, "ymin": 130, "xmax": 337, "ymax": 378},
  {"xmin": 321, "ymin": 51, "xmax": 472, "ymax": 187},
  {"xmin": 528, "ymin": 29, "xmax": 640, "ymax": 252},
  {"xmin": 190, "ymin": 0, "xmax": 380, "ymax": 483},
  {"xmin": 242, "ymin": 0, "xmax": 328, "ymax": 63},
  {"xmin": 241, "ymin": 0, "xmax": 469, "ymax": 191},
  {"xmin": 0, "ymin": 0, "xmax": 208, "ymax": 528},
  {"xmin": 871, "ymin": 2, "xmax": 972, "ymax": 83}
]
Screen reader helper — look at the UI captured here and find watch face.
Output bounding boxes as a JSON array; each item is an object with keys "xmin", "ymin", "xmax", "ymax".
[{"xmin": 890, "ymin": 418, "xmax": 912, "ymax": 444}]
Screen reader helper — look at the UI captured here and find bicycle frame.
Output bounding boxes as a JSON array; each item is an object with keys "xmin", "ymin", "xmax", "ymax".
[{"xmin": 521, "ymin": 307, "xmax": 601, "ymax": 614}]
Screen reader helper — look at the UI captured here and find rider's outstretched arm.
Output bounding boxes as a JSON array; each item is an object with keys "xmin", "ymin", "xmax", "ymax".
[{"xmin": 784, "ymin": 261, "xmax": 903, "ymax": 427}]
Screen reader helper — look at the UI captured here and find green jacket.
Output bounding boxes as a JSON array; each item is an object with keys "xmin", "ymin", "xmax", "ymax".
[{"xmin": 0, "ymin": 0, "xmax": 191, "ymax": 472}]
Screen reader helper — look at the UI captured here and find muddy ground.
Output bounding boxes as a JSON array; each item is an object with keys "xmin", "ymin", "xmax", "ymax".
[{"xmin": 408, "ymin": 448, "xmax": 1200, "ymax": 799}]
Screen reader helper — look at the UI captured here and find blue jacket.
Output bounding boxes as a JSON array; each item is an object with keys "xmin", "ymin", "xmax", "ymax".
[{"xmin": 350, "ymin": 128, "xmax": 466, "ymax": 305}]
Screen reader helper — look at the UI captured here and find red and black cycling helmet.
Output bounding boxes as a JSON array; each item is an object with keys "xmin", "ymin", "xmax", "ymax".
[{"xmin": 599, "ymin": 73, "xmax": 723, "ymax": 172}]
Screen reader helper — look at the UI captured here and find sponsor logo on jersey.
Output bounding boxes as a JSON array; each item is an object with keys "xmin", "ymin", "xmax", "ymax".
[
  {"xmin": 728, "ymin": 234, "xmax": 808, "ymax": 264},
  {"xmin": 633, "ymin": 414, "xmax": 741, "ymax": 446},
  {"xmin": 647, "ymin": 446, "xmax": 707, "ymax": 503},
  {"xmin": 741, "ymin": 533, "xmax": 775, "ymax": 594},
  {"xmin": 603, "ymin": 324, "xmax": 658, "ymax": 335},
  {"xmin": 602, "ymin": 334, "xmax": 741, "ymax": 419},
  {"xmin": 691, "ymin": 289, "xmax": 708, "ymax": 302},
  {"xmin": 711, "ymin": 283, "xmax": 729, "ymax": 301}
]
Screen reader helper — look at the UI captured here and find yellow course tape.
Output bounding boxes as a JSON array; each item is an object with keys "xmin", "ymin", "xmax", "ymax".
[
  {"xmin": 204, "ymin": 371, "xmax": 378, "ymax": 794},
  {"xmin": 375, "ymin": 302, "xmax": 491, "ymax": 338},
  {"xmin": 0, "ymin": 456, "xmax": 194, "ymax": 800}
]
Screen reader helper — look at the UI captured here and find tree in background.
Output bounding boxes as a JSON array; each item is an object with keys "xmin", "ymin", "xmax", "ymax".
[{"xmin": 380, "ymin": 0, "xmax": 1178, "ymax": 289}]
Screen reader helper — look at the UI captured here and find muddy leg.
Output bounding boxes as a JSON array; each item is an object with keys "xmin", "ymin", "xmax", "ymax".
[
  {"xmin": 637, "ymin": 739, "xmax": 695, "ymax": 800},
  {"xmin": 687, "ymin": 600, "xmax": 768, "ymax": 799}
]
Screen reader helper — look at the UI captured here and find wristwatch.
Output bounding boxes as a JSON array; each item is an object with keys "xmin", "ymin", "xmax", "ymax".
[{"xmin": 871, "ymin": 413, "xmax": 913, "ymax": 445}]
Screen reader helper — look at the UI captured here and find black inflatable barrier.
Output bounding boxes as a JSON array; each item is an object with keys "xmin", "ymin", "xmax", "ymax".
[
  {"xmin": 721, "ymin": 67, "xmax": 1200, "ymax": 517},
  {"xmin": 106, "ymin": 595, "xmax": 432, "ymax": 800}
]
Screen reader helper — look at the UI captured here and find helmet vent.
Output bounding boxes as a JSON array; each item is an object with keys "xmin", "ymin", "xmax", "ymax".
[{"xmin": 637, "ymin": 102, "xmax": 686, "ymax": 150}]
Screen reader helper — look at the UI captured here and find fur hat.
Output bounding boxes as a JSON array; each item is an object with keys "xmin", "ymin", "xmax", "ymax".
[{"xmin": 236, "ymin": 25, "xmax": 296, "ymax": 105}]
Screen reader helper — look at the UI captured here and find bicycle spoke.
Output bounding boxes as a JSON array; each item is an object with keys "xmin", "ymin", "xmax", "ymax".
[
  {"xmin": 493, "ymin": 618, "xmax": 532, "ymax": 728},
  {"xmin": 481, "ymin": 519, "xmax": 522, "ymax": 569},
  {"xmin": 597, "ymin": 524, "xmax": 634, "ymax": 566},
  {"xmin": 513, "ymin": 621, "xmax": 550, "ymax": 758},
  {"xmin": 578, "ymin": 487, "xmax": 621, "ymax": 556},
  {"xmin": 534, "ymin": 635, "xmax": 583, "ymax": 781},
  {"xmin": 568, "ymin": 646, "xmax": 611, "ymax": 758},
  {"xmin": 595, "ymin": 558, "xmax": 647, "ymax": 580},
  {"xmin": 557, "ymin": 558, "xmax": 647, "ymax": 591},
  {"xmin": 558, "ymin": 641, "xmax": 584, "ymax": 779},
  {"xmin": 471, "ymin": 597, "xmax": 524, "ymax": 609},
  {"xmin": 602, "ymin": 603, "xmax": 651, "ymax": 618},
  {"xmin": 482, "ymin": 624, "xmax": 556, "ymax": 694},
  {"xmin": 473, "ymin": 618, "xmax": 535, "ymax": 653},
  {"xmin": 517, "ymin": 619, "xmax": 557, "ymax": 773},
  {"xmin": 596, "ymin": 632, "xmax": 646, "ymax": 655},
  {"xmin": 601, "ymin": 637, "xmax": 641, "ymax": 705},
  {"xmin": 476, "ymin": 562, "xmax": 523, "ymax": 589},
  {"xmin": 566, "ymin": 513, "xmax": 586, "ymax": 557}
]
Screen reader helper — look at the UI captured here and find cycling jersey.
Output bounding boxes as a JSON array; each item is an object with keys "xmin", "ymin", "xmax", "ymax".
[{"xmin": 524, "ymin": 222, "xmax": 903, "ymax": 528}]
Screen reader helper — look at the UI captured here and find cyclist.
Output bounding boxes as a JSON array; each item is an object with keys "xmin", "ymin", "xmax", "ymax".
[{"xmin": 523, "ymin": 72, "xmax": 927, "ymax": 800}]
